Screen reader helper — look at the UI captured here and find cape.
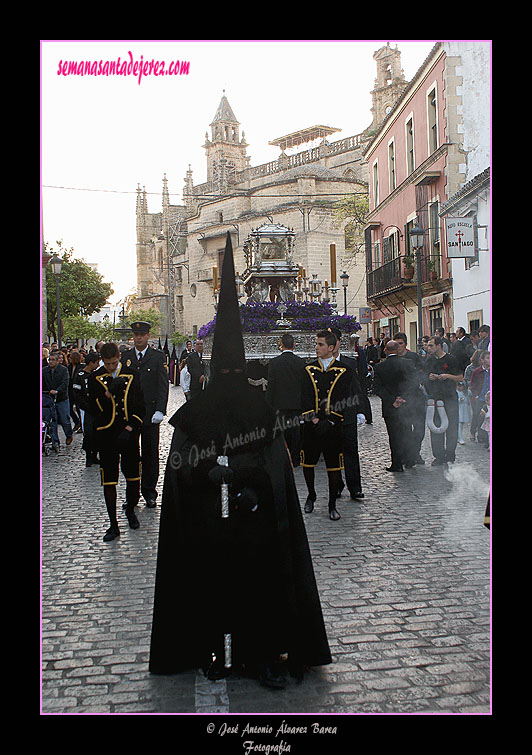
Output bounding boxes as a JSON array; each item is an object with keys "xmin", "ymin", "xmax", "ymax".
[{"xmin": 149, "ymin": 387, "xmax": 332, "ymax": 674}]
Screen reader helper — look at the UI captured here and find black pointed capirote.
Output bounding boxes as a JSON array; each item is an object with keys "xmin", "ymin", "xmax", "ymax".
[{"xmin": 210, "ymin": 231, "xmax": 246, "ymax": 376}]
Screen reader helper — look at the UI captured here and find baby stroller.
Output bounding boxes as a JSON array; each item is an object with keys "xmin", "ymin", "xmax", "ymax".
[{"xmin": 42, "ymin": 393, "xmax": 56, "ymax": 456}]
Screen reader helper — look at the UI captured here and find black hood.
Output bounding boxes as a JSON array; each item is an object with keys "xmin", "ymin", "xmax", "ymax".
[
  {"xmin": 209, "ymin": 231, "xmax": 246, "ymax": 378},
  {"xmin": 171, "ymin": 232, "xmax": 276, "ymax": 457}
]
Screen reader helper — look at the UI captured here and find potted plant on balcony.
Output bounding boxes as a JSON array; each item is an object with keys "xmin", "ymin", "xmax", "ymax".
[
  {"xmin": 403, "ymin": 255, "xmax": 415, "ymax": 280},
  {"xmin": 428, "ymin": 259, "xmax": 438, "ymax": 280}
]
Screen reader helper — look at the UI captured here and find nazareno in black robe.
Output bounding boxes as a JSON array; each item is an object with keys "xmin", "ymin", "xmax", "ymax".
[{"xmin": 148, "ymin": 373, "xmax": 332, "ymax": 675}]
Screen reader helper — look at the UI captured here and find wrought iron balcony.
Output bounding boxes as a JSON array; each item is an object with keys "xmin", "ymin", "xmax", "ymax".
[{"xmin": 366, "ymin": 254, "xmax": 441, "ymax": 300}]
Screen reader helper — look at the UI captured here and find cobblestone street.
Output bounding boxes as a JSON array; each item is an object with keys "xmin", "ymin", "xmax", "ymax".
[{"xmin": 41, "ymin": 388, "xmax": 491, "ymax": 716}]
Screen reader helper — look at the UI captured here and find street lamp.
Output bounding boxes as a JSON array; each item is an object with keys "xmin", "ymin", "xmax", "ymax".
[
  {"xmin": 50, "ymin": 254, "xmax": 63, "ymax": 347},
  {"xmin": 340, "ymin": 270, "xmax": 349, "ymax": 315},
  {"xmin": 409, "ymin": 226, "xmax": 425, "ymax": 355}
]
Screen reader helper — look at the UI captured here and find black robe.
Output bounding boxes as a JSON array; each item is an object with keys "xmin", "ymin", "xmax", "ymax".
[{"xmin": 149, "ymin": 376, "xmax": 332, "ymax": 674}]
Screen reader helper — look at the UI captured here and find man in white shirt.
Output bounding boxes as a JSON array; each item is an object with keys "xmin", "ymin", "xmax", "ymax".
[{"xmin": 300, "ymin": 330, "xmax": 352, "ymax": 521}]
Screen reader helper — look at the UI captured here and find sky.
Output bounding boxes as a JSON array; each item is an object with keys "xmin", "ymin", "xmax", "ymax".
[{"xmin": 41, "ymin": 39, "xmax": 438, "ymax": 305}]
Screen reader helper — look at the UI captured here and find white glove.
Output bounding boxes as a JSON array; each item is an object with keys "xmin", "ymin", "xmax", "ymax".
[
  {"xmin": 356, "ymin": 413, "xmax": 366, "ymax": 426},
  {"xmin": 151, "ymin": 411, "xmax": 164, "ymax": 424}
]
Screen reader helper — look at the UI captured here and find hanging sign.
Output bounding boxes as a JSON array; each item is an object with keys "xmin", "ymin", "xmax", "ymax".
[
  {"xmin": 445, "ymin": 217, "xmax": 475, "ymax": 258},
  {"xmin": 359, "ymin": 307, "xmax": 371, "ymax": 323}
]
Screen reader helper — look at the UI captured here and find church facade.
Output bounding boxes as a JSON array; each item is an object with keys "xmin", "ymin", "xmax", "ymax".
[{"xmin": 134, "ymin": 43, "xmax": 408, "ymax": 339}]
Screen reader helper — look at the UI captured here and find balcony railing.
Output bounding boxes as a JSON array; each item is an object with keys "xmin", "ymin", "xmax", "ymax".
[{"xmin": 367, "ymin": 254, "xmax": 441, "ymax": 299}]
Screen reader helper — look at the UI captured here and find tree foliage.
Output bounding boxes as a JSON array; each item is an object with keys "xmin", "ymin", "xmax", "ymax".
[
  {"xmin": 124, "ymin": 307, "xmax": 163, "ymax": 335},
  {"xmin": 334, "ymin": 193, "xmax": 369, "ymax": 262},
  {"xmin": 45, "ymin": 241, "xmax": 114, "ymax": 341}
]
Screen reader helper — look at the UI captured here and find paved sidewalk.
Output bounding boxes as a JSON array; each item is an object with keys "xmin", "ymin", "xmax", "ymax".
[{"xmin": 41, "ymin": 389, "xmax": 491, "ymax": 715}]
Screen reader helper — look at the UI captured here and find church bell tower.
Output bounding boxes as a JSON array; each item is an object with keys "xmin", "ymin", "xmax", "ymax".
[
  {"xmin": 370, "ymin": 43, "xmax": 407, "ymax": 129},
  {"xmin": 204, "ymin": 91, "xmax": 249, "ymax": 191}
]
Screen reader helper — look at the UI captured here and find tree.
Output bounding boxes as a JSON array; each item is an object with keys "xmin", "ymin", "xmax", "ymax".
[
  {"xmin": 334, "ymin": 193, "xmax": 369, "ymax": 264},
  {"xmin": 61, "ymin": 315, "xmax": 101, "ymax": 344},
  {"xmin": 61, "ymin": 316, "xmax": 115, "ymax": 345},
  {"xmin": 125, "ymin": 307, "xmax": 163, "ymax": 335},
  {"xmin": 170, "ymin": 331, "xmax": 192, "ymax": 347},
  {"xmin": 45, "ymin": 241, "xmax": 114, "ymax": 342}
]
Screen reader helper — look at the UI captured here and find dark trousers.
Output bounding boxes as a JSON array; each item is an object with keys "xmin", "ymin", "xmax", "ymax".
[
  {"xmin": 341, "ymin": 422, "xmax": 362, "ymax": 493},
  {"xmin": 359, "ymin": 385, "xmax": 373, "ymax": 423},
  {"xmin": 384, "ymin": 410, "xmax": 414, "ymax": 469},
  {"xmin": 140, "ymin": 423, "xmax": 161, "ymax": 501},
  {"xmin": 278, "ymin": 410, "xmax": 301, "ymax": 468},
  {"xmin": 410, "ymin": 402, "xmax": 427, "ymax": 459},
  {"xmin": 99, "ymin": 442, "xmax": 141, "ymax": 486},
  {"xmin": 429, "ymin": 398, "xmax": 459, "ymax": 463}
]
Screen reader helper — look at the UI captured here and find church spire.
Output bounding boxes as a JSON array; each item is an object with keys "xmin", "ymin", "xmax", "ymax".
[
  {"xmin": 142, "ymin": 186, "xmax": 148, "ymax": 214},
  {"xmin": 204, "ymin": 91, "xmax": 249, "ymax": 187},
  {"xmin": 162, "ymin": 173, "xmax": 169, "ymax": 210},
  {"xmin": 183, "ymin": 165, "xmax": 194, "ymax": 212},
  {"xmin": 210, "ymin": 90, "xmax": 239, "ymax": 128},
  {"xmin": 209, "ymin": 90, "xmax": 241, "ymax": 144},
  {"xmin": 136, "ymin": 183, "xmax": 144, "ymax": 228},
  {"xmin": 162, "ymin": 174, "xmax": 170, "ymax": 238}
]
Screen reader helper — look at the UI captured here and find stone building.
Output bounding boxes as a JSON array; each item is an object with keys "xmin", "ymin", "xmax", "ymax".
[{"xmin": 134, "ymin": 43, "xmax": 409, "ymax": 338}]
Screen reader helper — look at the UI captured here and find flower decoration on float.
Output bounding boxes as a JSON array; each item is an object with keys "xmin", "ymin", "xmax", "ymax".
[{"xmin": 198, "ymin": 300, "xmax": 362, "ymax": 340}]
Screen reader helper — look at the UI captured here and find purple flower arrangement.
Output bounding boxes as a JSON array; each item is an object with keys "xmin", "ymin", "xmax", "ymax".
[{"xmin": 198, "ymin": 300, "xmax": 362, "ymax": 339}]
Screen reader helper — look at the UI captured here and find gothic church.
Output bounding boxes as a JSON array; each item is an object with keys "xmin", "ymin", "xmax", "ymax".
[{"xmin": 134, "ymin": 43, "xmax": 407, "ymax": 338}]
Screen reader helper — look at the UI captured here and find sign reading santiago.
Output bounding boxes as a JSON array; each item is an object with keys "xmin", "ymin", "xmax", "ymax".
[{"xmin": 445, "ymin": 217, "xmax": 475, "ymax": 258}]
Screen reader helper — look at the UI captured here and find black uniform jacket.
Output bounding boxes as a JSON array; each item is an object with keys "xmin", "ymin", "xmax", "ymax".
[
  {"xmin": 301, "ymin": 358, "xmax": 352, "ymax": 426},
  {"xmin": 71, "ymin": 365, "xmax": 92, "ymax": 412},
  {"xmin": 72, "ymin": 365, "xmax": 98, "ymax": 452},
  {"xmin": 186, "ymin": 350, "xmax": 207, "ymax": 397},
  {"xmin": 88, "ymin": 363, "xmax": 145, "ymax": 448},
  {"xmin": 121, "ymin": 346, "xmax": 169, "ymax": 424},
  {"xmin": 337, "ymin": 354, "xmax": 365, "ymax": 425}
]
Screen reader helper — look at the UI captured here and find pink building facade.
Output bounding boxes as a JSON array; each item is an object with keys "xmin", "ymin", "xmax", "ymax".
[{"xmin": 364, "ymin": 44, "xmax": 457, "ymax": 348}]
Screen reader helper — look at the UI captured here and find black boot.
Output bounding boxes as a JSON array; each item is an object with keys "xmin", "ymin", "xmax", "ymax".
[
  {"xmin": 327, "ymin": 470, "xmax": 341, "ymax": 520},
  {"xmin": 303, "ymin": 467, "xmax": 316, "ymax": 513},
  {"xmin": 125, "ymin": 480, "xmax": 140, "ymax": 529},
  {"xmin": 103, "ymin": 486, "xmax": 120, "ymax": 541},
  {"xmin": 328, "ymin": 503, "xmax": 341, "ymax": 521}
]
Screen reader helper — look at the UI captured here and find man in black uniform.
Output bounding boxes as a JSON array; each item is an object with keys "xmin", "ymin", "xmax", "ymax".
[
  {"xmin": 71, "ymin": 350, "xmax": 100, "ymax": 467},
  {"xmin": 265, "ymin": 333, "xmax": 305, "ymax": 468},
  {"xmin": 122, "ymin": 322, "xmax": 169, "ymax": 508},
  {"xmin": 89, "ymin": 342, "xmax": 145, "ymax": 541},
  {"xmin": 149, "ymin": 233, "xmax": 332, "ymax": 688},
  {"xmin": 329, "ymin": 327, "xmax": 365, "ymax": 500},
  {"xmin": 300, "ymin": 329, "xmax": 352, "ymax": 520},
  {"xmin": 186, "ymin": 339, "xmax": 207, "ymax": 398}
]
